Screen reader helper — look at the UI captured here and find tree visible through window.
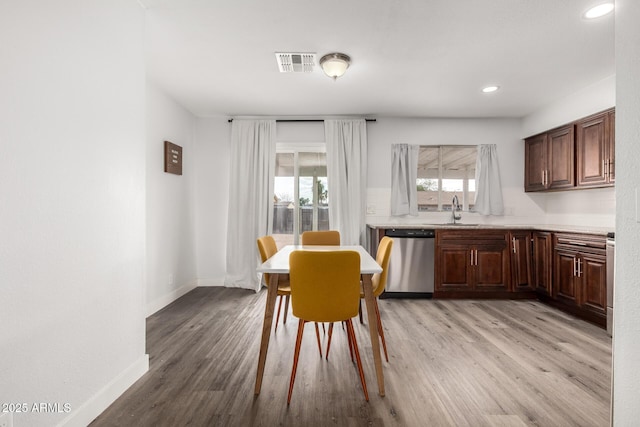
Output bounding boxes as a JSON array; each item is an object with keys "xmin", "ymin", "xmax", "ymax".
[{"xmin": 417, "ymin": 145, "xmax": 477, "ymax": 212}]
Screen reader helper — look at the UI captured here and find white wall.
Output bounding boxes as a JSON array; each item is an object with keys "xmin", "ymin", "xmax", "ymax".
[
  {"xmin": 613, "ymin": 1, "xmax": 640, "ymax": 424},
  {"xmin": 146, "ymin": 80, "xmax": 198, "ymax": 315},
  {"xmin": 366, "ymin": 117, "xmax": 546, "ymax": 225},
  {"xmin": 0, "ymin": 2, "xmax": 147, "ymax": 427},
  {"xmin": 521, "ymin": 75, "xmax": 616, "ymax": 137},
  {"xmin": 193, "ymin": 118, "xmax": 232, "ymax": 286}
]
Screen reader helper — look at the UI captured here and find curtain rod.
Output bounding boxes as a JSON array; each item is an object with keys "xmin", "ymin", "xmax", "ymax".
[{"xmin": 227, "ymin": 118, "xmax": 376, "ymax": 123}]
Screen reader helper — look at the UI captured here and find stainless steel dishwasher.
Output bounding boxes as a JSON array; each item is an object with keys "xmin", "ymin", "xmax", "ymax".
[{"xmin": 381, "ymin": 228, "xmax": 435, "ymax": 298}]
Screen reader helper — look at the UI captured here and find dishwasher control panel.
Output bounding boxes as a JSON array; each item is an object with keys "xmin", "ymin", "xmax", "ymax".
[{"xmin": 385, "ymin": 228, "xmax": 435, "ymax": 238}]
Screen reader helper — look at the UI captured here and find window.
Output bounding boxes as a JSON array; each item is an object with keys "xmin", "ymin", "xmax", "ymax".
[
  {"xmin": 417, "ymin": 145, "xmax": 477, "ymax": 212},
  {"xmin": 273, "ymin": 144, "xmax": 328, "ymax": 247}
]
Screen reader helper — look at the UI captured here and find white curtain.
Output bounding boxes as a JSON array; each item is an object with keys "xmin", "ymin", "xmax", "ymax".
[
  {"xmin": 325, "ymin": 119, "xmax": 368, "ymax": 246},
  {"xmin": 224, "ymin": 120, "xmax": 276, "ymax": 291},
  {"xmin": 390, "ymin": 144, "xmax": 419, "ymax": 216},
  {"xmin": 474, "ymin": 144, "xmax": 504, "ymax": 216}
]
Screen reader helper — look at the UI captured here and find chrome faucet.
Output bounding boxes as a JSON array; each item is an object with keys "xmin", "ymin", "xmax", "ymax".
[{"xmin": 451, "ymin": 195, "xmax": 462, "ymax": 224}]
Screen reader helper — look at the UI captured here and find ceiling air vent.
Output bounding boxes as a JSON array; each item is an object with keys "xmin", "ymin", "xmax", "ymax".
[{"xmin": 275, "ymin": 52, "xmax": 316, "ymax": 73}]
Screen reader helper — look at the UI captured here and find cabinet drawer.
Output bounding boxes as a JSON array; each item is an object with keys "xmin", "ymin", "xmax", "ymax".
[{"xmin": 554, "ymin": 233, "xmax": 606, "ymax": 252}]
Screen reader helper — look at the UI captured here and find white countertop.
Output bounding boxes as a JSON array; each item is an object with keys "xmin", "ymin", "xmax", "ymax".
[{"xmin": 366, "ymin": 223, "xmax": 614, "ymax": 236}]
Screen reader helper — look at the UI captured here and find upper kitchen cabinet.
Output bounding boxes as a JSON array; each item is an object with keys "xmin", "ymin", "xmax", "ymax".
[
  {"xmin": 576, "ymin": 110, "xmax": 615, "ymax": 187},
  {"xmin": 524, "ymin": 108, "xmax": 615, "ymax": 192},
  {"xmin": 524, "ymin": 125, "xmax": 574, "ymax": 192}
]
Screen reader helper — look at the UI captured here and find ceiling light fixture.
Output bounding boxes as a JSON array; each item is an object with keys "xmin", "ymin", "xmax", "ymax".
[
  {"xmin": 319, "ymin": 53, "xmax": 351, "ymax": 80},
  {"xmin": 482, "ymin": 85, "xmax": 500, "ymax": 93},
  {"xmin": 584, "ymin": 3, "xmax": 614, "ymax": 19}
]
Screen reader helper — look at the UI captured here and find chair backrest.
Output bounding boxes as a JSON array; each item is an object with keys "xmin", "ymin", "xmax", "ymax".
[
  {"xmin": 257, "ymin": 235, "xmax": 278, "ymax": 284},
  {"xmin": 372, "ymin": 236, "xmax": 394, "ymax": 298},
  {"xmin": 289, "ymin": 250, "xmax": 360, "ymax": 323},
  {"xmin": 301, "ymin": 230, "xmax": 340, "ymax": 246}
]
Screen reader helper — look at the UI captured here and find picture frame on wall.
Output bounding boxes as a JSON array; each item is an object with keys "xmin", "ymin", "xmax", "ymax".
[{"xmin": 164, "ymin": 140, "xmax": 182, "ymax": 175}]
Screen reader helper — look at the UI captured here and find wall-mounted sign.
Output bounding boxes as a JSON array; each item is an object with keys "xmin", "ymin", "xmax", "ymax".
[{"xmin": 164, "ymin": 141, "xmax": 182, "ymax": 175}]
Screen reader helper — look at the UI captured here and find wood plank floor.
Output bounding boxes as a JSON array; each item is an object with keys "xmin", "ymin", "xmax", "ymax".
[{"xmin": 91, "ymin": 288, "xmax": 611, "ymax": 427}]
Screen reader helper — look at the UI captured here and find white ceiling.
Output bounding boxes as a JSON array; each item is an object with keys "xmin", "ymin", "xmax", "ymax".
[{"xmin": 141, "ymin": 0, "xmax": 615, "ymax": 119}]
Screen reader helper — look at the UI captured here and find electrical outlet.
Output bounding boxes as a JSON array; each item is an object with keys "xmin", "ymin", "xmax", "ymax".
[
  {"xmin": 366, "ymin": 204, "xmax": 376, "ymax": 215},
  {"xmin": 0, "ymin": 412, "xmax": 13, "ymax": 427}
]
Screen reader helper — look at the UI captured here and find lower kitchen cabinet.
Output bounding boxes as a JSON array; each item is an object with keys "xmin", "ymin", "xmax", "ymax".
[
  {"xmin": 435, "ymin": 230, "xmax": 510, "ymax": 297},
  {"xmin": 552, "ymin": 233, "xmax": 607, "ymax": 326},
  {"xmin": 510, "ymin": 231, "xmax": 533, "ymax": 292},
  {"xmin": 532, "ymin": 231, "xmax": 553, "ymax": 296}
]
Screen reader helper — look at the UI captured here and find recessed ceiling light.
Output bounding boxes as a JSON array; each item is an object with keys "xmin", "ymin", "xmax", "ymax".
[
  {"xmin": 584, "ymin": 3, "xmax": 614, "ymax": 19},
  {"xmin": 482, "ymin": 86, "xmax": 500, "ymax": 93}
]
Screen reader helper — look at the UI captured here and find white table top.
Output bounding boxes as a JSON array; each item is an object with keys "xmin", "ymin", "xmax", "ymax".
[{"xmin": 257, "ymin": 245, "xmax": 382, "ymax": 275}]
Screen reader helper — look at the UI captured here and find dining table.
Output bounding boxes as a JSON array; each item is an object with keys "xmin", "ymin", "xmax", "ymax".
[{"xmin": 255, "ymin": 244, "xmax": 386, "ymax": 396}]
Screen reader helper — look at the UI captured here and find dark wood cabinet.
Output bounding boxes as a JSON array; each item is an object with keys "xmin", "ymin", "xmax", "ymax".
[
  {"xmin": 576, "ymin": 110, "xmax": 615, "ymax": 187},
  {"xmin": 552, "ymin": 233, "xmax": 607, "ymax": 326},
  {"xmin": 524, "ymin": 125, "xmax": 574, "ymax": 192},
  {"xmin": 524, "ymin": 108, "xmax": 615, "ymax": 192},
  {"xmin": 532, "ymin": 231, "xmax": 553, "ymax": 296},
  {"xmin": 524, "ymin": 134, "xmax": 547, "ymax": 191},
  {"xmin": 510, "ymin": 231, "xmax": 533, "ymax": 292},
  {"xmin": 435, "ymin": 230, "xmax": 510, "ymax": 296}
]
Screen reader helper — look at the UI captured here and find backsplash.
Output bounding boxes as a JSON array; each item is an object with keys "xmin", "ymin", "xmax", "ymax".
[{"xmin": 366, "ymin": 186, "xmax": 615, "ymax": 228}]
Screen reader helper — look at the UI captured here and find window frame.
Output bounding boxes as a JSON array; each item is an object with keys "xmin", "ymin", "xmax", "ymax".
[{"xmin": 416, "ymin": 144, "xmax": 477, "ymax": 213}]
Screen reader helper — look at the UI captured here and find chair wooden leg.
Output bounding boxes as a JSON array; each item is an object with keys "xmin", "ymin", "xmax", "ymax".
[
  {"xmin": 314, "ymin": 322, "xmax": 323, "ymax": 358},
  {"xmin": 374, "ymin": 298, "xmax": 389, "ymax": 362},
  {"xmin": 358, "ymin": 300, "xmax": 363, "ymax": 324},
  {"xmin": 326, "ymin": 323, "xmax": 334, "ymax": 360},
  {"xmin": 288, "ymin": 319, "xmax": 306, "ymax": 405},
  {"xmin": 344, "ymin": 321, "xmax": 354, "ymax": 362},
  {"xmin": 283, "ymin": 295, "xmax": 290, "ymax": 325},
  {"xmin": 346, "ymin": 319, "xmax": 369, "ymax": 402},
  {"xmin": 275, "ymin": 295, "xmax": 284, "ymax": 332}
]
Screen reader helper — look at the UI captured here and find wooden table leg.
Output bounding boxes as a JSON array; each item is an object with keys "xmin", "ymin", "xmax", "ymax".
[
  {"xmin": 254, "ymin": 273, "xmax": 279, "ymax": 395},
  {"xmin": 362, "ymin": 274, "xmax": 385, "ymax": 396}
]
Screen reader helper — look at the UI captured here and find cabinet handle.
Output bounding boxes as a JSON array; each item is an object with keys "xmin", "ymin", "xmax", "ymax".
[
  {"xmin": 470, "ymin": 250, "xmax": 474, "ymax": 266},
  {"xmin": 577, "ymin": 258, "xmax": 582, "ymax": 277},
  {"xmin": 512, "ymin": 237, "xmax": 517, "ymax": 253},
  {"xmin": 603, "ymin": 159, "xmax": 608, "ymax": 177},
  {"xmin": 542, "ymin": 170, "xmax": 545, "ymax": 186},
  {"xmin": 475, "ymin": 249, "xmax": 478, "ymax": 266},
  {"xmin": 573, "ymin": 257, "xmax": 577, "ymax": 277}
]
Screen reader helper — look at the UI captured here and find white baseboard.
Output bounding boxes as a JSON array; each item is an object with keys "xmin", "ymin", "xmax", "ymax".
[
  {"xmin": 197, "ymin": 278, "xmax": 224, "ymax": 287},
  {"xmin": 146, "ymin": 280, "xmax": 198, "ymax": 317},
  {"xmin": 58, "ymin": 354, "xmax": 149, "ymax": 427}
]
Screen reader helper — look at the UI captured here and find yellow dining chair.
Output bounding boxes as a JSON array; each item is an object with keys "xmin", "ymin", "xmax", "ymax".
[
  {"xmin": 301, "ymin": 230, "xmax": 340, "ymax": 246},
  {"xmin": 256, "ymin": 236, "xmax": 291, "ymax": 331},
  {"xmin": 287, "ymin": 250, "xmax": 368, "ymax": 404},
  {"xmin": 257, "ymin": 235, "xmax": 323, "ymax": 356},
  {"xmin": 300, "ymin": 230, "xmax": 340, "ymax": 337},
  {"xmin": 326, "ymin": 236, "xmax": 394, "ymax": 363}
]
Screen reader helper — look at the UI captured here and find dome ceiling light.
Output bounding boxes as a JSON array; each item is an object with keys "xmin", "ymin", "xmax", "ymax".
[{"xmin": 319, "ymin": 53, "xmax": 351, "ymax": 80}]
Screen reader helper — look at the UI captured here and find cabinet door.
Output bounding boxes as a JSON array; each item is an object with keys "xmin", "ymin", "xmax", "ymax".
[
  {"xmin": 532, "ymin": 232, "xmax": 552, "ymax": 295},
  {"xmin": 474, "ymin": 244, "xmax": 509, "ymax": 291},
  {"xmin": 576, "ymin": 112, "xmax": 608, "ymax": 187},
  {"xmin": 436, "ymin": 246, "xmax": 473, "ymax": 291},
  {"xmin": 547, "ymin": 125, "xmax": 575, "ymax": 190},
  {"xmin": 579, "ymin": 252, "xmax": 607, "ymax": 315},
  {"xmin": 608, "ymin": 109, "xmax": 615, "ymax": 184},
  {"xmin": 510, "ymin": 231, "xmax": 532, "ymax": 291},
  {"xmin": 554, "ymin": 248, "xmax": 579, "ymax": 307},
  {"xmin": 524, "ymin": 134, "xmax": 547, "ymax": 192}
]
